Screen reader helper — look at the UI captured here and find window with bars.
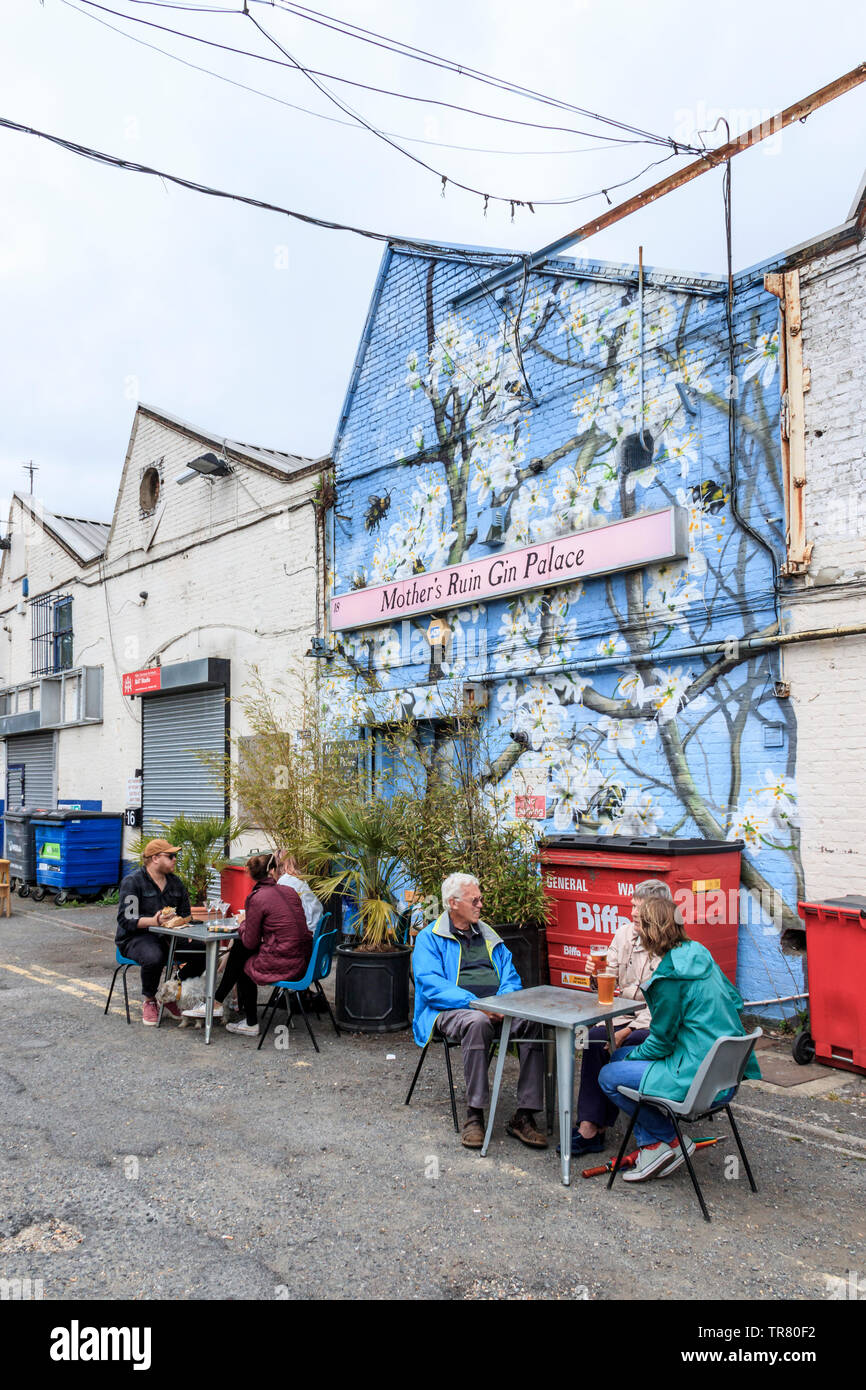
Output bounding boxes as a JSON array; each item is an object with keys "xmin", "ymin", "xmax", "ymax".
[{"xmin": 31, "ymin": 593, "xmax": 73, "ymax": 676}]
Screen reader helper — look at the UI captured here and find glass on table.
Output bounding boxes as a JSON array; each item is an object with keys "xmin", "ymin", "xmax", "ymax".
[{"xmin": 597, "ymin": 972, "xmax": 616, "ymax": 1006}]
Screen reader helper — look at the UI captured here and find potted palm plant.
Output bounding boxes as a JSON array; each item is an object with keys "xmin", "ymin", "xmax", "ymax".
[
  {"xmin": 131, "ymin": 815, "xmax": 247, "ymax": 911},
  {"xmin": 303, "ymin": 801, "xmax": 410, "ymax": 1032}
]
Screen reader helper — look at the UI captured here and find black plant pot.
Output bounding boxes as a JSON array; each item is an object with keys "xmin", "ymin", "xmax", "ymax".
[
  {"xmin": 335, "ymin": 943, "xmax": 411, "ymax": 1033},
  {"xmin": 493, "ymin": 922, "xmax": 549, "ymax": 990}
]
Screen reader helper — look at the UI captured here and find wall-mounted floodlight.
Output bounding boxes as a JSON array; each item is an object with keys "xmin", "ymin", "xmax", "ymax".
[
  {"xmin": 176, "ymin": 452, "xmax": 232, "ymax": 484},
  {"xmin": 305, "ymin": 637, "xmax": 333, "ymax": 660}
]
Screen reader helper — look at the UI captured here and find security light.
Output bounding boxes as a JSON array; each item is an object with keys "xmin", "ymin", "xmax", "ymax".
[
  {"xmin": 177, "ymin": 452, "xmax": 232, "ymax": 484},
  {"xmin": 189, "ymin": 452, "xmax": 231, "ymax": 477}
]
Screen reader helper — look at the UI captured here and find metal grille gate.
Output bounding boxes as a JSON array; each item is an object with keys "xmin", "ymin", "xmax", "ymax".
[
  {"xmin": 4, "ymin": 732, "xmax": 56, "ymax": 811},
  {"xmin": 141, "ymin": 689, "xmax": 227, "ymax": 835}
]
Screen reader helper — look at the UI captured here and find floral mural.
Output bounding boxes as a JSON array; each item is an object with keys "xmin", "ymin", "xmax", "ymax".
[{"xmin": 327, "ymin": 248, "xmax": 805, "ymax": 1001}]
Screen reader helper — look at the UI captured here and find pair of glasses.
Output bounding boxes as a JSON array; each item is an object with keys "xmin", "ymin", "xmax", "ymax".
[{"xmin": 165, "ymin": 853, "xmax": 178, "ymax": 860}]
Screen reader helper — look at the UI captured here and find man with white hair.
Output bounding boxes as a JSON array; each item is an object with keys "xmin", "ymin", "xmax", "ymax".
[{"xmin": 412, "ymin": 872, "xmax": 547, "ymax": 1150}]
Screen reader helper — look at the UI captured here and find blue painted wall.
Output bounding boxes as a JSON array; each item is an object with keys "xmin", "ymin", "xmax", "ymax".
[{"xmin": 327, "ymin": 244, "xmax": 804, "ymax": 1011}]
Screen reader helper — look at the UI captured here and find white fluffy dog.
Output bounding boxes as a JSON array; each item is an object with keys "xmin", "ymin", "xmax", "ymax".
[{"xmin": 155, "ymin": 975, "xmax": 208, "ymax": 1028}]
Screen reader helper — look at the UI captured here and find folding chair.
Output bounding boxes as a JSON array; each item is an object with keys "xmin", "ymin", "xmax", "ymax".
[
  {"xmin": 104, "ymin": 948, "xmax": 139, "ymax": 1024},
  {"xmin": 257, "ymin": 915, "xmax": 340, "ymax": 1054},
  {"xmin": 607, "ymin": 1028, "xmax": 762, "ymax": 1222}
]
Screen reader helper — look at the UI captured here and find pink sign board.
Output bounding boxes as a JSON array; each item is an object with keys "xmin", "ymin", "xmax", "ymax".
[{"xmin": 330, "ymin": 506, "xmax": 688, "ymax": 633}]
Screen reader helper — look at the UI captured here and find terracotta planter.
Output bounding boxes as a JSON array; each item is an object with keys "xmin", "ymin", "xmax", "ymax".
[{"xmin": 190, "ymin": 906, "xmax": 209, "ymax": 921}]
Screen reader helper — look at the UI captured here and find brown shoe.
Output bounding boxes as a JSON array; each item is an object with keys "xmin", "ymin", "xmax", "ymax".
[
  {"xmin": 507, "ymin": 1111, "xmax": 548, "ymax": 1149},
  {"xmin": 461, "ymin": 1115, "xmax": 485, "ymax": 1149}
]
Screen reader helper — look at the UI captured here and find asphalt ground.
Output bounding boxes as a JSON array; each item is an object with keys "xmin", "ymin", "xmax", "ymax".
[{"xmin": 1, "ymin": 897, "xmax": 865, "ymax": 1309}]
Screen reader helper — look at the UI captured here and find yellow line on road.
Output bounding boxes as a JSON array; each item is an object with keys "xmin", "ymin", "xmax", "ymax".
[{"xmin": 0, "ymin": 959, "xmax": 135, "ymax": 1020}]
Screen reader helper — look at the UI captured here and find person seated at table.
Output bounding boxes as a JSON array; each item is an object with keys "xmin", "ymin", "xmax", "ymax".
[
  {"xmin": 412, "ymin": 872, "xmax": 547, "ymax": 1151},
  {"xmin": 183, "ymin": 854, "xmax": 312, "ymax": 1036},
  {"xmin": 116, "ymin": 838, "xmax": 203, "ymax": 1026},
  {"xmin": 598, "ymin": 894, "xmax": 761, "ymax": 1182},
  {"xmin": 273, "ymin": 850, "xmax": 323, "ymax": 933},
  {"xmin": 567, "ymin": 878, "xmax": 670, "ymax": 1157}
]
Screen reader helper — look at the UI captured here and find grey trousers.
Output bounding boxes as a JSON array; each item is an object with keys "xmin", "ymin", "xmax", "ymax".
[{"xmin": 436, "ymin": 1008, "xmax": 544, "ymax": 1112}]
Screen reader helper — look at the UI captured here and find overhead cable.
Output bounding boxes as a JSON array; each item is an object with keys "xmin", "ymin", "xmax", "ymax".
[
  {"xmin": 0, "ymin": 112, "xmax": 675, "ymax": 243},
  {"xmin": 61, "ymin": 0, "xmax": 635, "ymax": 157},
  {"xmin": 108, "ymin": 0, "xmax": 699, "ymax": 150},
  {"xmin": 72, "ymin": 1, "xmax": 657, "ymax": 147},
  {"xmin": 249, "ymin": 0, "xmax": 700, "ymax": 151}
]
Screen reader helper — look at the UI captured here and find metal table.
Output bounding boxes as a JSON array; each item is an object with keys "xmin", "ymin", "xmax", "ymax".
[
  {"xmin": 472, "ymin": 986, "xmax": 642, "ymax": 1186},
  {"xmin": 150, "ymin": 920, "xmax": 239, "ymax": 1045}
]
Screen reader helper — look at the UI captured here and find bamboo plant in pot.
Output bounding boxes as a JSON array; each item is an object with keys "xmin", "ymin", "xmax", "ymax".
[{"xmin": 304, "ymin": 801, "xmax": 410, "ymax": 1032}]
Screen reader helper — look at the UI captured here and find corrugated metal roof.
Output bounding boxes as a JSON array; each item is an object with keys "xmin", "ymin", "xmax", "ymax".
[
  {"xmin": 138, "ymin": 403, "xmax": 328, "ymax": 476},
  {"xmin": 43, "ymin": 509, "xmax": 110, "ymax": 562}
]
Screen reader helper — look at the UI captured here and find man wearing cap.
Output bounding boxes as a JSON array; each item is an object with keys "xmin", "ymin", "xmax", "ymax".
[{"xmin": 116, "ymin": 839, "xmax": 195, "ymax": 1025}]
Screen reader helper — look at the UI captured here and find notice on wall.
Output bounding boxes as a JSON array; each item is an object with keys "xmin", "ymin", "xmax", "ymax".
[
  {"xmin": 126, "ymin": 777, "xmax": 142, "ymax": 808},
  {"xmin": 122, "ymin": 667, "xmax": 162, "ymax": 696},
  {"xmin": 329, "ymin": 506, "xmax": 688, "ymax": 633}
]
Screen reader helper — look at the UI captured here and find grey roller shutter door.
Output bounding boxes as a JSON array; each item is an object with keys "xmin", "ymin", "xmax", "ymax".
[
  {"xmin": 6, "ymin": 732, "xmax": 56, "ymax": 810},
  {"xmin": 141, "ymin": 689, "xmax": 226, "ymax": 834}
]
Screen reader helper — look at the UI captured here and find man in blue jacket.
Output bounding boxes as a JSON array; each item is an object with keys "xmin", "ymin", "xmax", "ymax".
[{"xmin": 412, "ymin": 872, "xmax": 547, "ymax": 1150}]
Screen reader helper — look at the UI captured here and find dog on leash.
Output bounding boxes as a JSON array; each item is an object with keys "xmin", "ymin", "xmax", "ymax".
[{"xmin": 155, "ymin": 975, "xmax": 208, "ymax": 1027}]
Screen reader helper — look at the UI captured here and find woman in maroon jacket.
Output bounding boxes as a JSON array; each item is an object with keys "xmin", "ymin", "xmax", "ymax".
[{"xmin": 193, "ymin": 853, "xmax": 312, "ymax": 1037}]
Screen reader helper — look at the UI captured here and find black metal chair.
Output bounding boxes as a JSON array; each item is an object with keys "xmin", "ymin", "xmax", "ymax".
[
  {"xmin": 405, "ymin": 1029, "xmax": 461, "ymax": 1132},
  {"xmin": 405, "ymin": 1026, "xmax": 554, "ymax": 1135},
  {"xmin": 607, "ymin": 1028, "xmax": 762, "ymax": 1222}
]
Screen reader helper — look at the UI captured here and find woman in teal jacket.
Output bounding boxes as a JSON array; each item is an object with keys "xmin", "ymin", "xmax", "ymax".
[{"xmin": 599, "ymin": 895, "xmax": 760, "ymax": 1182}]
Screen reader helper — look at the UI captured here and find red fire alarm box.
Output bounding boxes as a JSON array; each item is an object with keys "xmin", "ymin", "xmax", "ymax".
[{"xmin": 540, "ymin": 836, "xmax": 743, "ymax": 992}]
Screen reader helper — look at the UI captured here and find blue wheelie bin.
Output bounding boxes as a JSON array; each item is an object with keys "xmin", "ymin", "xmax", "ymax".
[{"xmin": 32, "ymin": 811, "xmax": 123, "ymax": 904}]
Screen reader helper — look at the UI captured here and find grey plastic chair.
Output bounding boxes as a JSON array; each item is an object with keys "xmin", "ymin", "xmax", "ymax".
[{"xmin": 607, "ymin": 1028, "xmax": 762, "ymax": 1222}]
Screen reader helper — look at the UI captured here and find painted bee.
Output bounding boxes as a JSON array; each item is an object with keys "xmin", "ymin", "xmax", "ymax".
[
  {"xmin": 690, "ymin": 480, "xmax": 727, "ymax": 515},
  {"xmin": 364, "ymin": 491, "xmax": 392, "ymax": 532},
  {"xmin": 350, "ymin": 569, "xmax": 368, "ymax": 591},
  {"xmin": 594, "ymin": 784, "xmax": 626, "ymax": 819},
  {"xmin": 411, "ymin": 556, "xmax": 426, "ymax": 575}
]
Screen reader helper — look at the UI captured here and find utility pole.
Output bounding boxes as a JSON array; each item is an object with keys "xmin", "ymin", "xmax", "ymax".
[{"xmin": 22, "ymin": 461, "xmax": 38, "ymax": 494}]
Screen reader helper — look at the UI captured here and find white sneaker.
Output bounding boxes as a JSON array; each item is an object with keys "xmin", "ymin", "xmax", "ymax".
[
  {"xmin": 225, "ymin": 1020, "xmax": 259, "ymax": 1037},
  {"xmin": 622, "ymin": 1141, "xmax": 677, "ymax": 1181},
  {"xmin": 181, "ymin": 1001, "xmax": 222, "ymax": 1019},
  {"xmin": 655, "ymin": 1136, "xmax": 696, "ymax": 1176}
]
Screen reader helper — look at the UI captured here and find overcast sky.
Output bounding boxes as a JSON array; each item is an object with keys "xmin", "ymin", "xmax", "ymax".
[{"xmin": 1, "ymin": 0, "xmax": 863, "ymax": 521}]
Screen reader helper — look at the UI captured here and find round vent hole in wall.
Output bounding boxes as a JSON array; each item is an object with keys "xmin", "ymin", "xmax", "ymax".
[{"xmin": 139, "ymin": 467, "xmax": 161, "ymax": 514}]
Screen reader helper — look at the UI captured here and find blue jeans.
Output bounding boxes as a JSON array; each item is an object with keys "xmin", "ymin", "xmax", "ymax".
[{"xmin": 598, "ymin": 1046, "xmax": 677, "ymax": 1147}]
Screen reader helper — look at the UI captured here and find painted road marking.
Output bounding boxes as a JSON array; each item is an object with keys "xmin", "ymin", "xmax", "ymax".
[
  {"xmin": 737, "ymin": 1100, "xmax": 866, "ymax": 1150},
  {"xmin": 0, "ymin": 960, "xmax": 135, "ymax": 1020},
  {"xmin": 17, "ymin": 910, "xmax": 114, "ymax": 942}
]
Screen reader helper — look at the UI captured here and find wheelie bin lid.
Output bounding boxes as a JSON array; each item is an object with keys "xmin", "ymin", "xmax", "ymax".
[
  {"xmin": 30, "ymin": 809, "xmax": 122, "ymax": 822},
  {"xmin": 540, "ymin": 834, "xmax": 744, "ymax": 854},
  {"xmin": 5, "ymin": 806, "xmax": 52, "ymax": 819},
  {"xmin": 798, "ymin": 895, "xmax": 866, "ymax": 917}
]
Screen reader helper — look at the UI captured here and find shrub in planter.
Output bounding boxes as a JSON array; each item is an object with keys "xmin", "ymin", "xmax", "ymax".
[{"xmin": 304, "ymin": 801, "xmax": 411, "ymax": 1032}]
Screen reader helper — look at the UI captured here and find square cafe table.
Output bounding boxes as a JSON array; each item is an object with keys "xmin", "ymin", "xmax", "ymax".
[
  {"xmin": 472, "ymin": 986, "xmax": 642, "ymax": 1186},
  {"xmin": 150, "ymin": 919, "xmax": 239, "ymax": 1045}
]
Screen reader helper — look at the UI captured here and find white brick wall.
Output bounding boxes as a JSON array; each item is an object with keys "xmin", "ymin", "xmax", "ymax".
[
  {"xmin": 784, "ymin": 236, "xmax": 866, "ymax": 899},
  {"xmin": 0, "ymin": 408, "xmax": 326, "ymax": 864}
]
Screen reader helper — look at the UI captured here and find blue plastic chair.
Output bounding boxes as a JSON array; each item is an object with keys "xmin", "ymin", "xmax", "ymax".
[
  {"xmin": 104, "ymin": 947, "xmax": 139, "ymax": 1024},
  {"xmin": 257, "ymin": 914, "xmax": 340, "ymax": 1054}
]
